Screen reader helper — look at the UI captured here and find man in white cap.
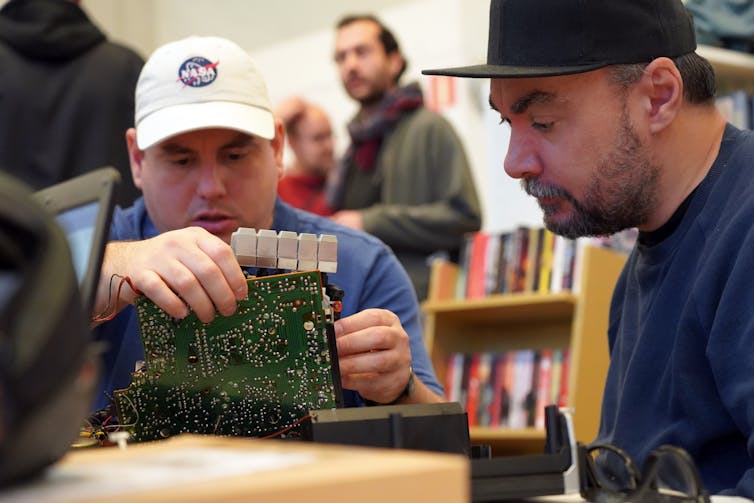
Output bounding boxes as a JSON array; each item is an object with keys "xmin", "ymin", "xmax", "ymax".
[{"xmin": 92, "ymin": 36, "xmax": 443, "ymax": 413}]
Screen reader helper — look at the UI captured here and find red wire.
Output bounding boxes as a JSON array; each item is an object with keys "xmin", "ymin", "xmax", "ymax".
[
  {"xmin": 92, "ymin": 275, "xmax": 143, "ymax": 323},
  {"xmin": 259, "ymin": 414, "xmax": 312, "ymax": 439}
]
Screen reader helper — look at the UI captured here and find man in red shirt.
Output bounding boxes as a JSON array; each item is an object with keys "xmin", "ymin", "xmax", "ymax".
[{"xmin": 276, "ymin": 96, "xmax": 335, "ymax": 216}]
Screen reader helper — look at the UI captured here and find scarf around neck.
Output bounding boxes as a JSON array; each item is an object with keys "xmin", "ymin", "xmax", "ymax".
[{"xmin": 327, "ymin": 82, "xmax": 424, "ymax": 209}]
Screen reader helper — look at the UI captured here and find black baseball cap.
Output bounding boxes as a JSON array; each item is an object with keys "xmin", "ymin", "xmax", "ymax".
[{"xmin": 423, "ymin": 0, "xmax": 697, "ymax": 78}]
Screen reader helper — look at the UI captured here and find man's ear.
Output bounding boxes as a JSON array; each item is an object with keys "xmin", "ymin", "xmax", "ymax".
[
  {"xmin": 125, "ymin": 128, "xmax": 144, "ymax": 189},
  {"xmin": 388, "ymin": 51, "xmax": 404, "ymax": 85},
  {"xmin": 640, "ymin": 57, "xmax": 684, "ymax": 134},
  {"xmin": 271, "ymin": 119, "xmax": 286, "ymax": 179}
]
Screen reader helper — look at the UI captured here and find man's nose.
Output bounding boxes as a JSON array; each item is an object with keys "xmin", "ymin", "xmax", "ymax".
[
  {"xmin": 504, "ymin": 131, "xmax": 542, "ymax": 180},
  {"xmin": 197, "ymin": 163, "xmax": 226, "ymax": 197}
]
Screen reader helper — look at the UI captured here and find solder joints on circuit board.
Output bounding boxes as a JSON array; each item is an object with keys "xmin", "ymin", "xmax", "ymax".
[{"xmin": 114, "ymin": 229, "xmax": 343, "ymax": 442}]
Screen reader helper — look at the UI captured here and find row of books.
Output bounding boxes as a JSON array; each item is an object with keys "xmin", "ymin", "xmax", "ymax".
[
  {"xmin": 428, "ymin": 226, "xmax": 636, "ymax": 302},
  {"xmin": 445, "ymin": 348, "xmax": 570, "ymax": 430},
  {"xmin": 455, "ymin": 227, "xmax": 586, "ymax": 300}
]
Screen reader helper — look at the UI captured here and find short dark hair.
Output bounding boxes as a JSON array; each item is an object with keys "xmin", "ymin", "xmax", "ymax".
[
  {"xmin": 607, "ymin": 53, "xmax": 716, "ymax": 105},
  {"xmin": 336, "ymin": 14, "xmax": 407, "ymax": 83}
]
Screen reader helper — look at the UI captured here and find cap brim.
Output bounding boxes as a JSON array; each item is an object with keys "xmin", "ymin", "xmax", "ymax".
[
  {"xmin": 422, "ymin": 62, "xmax": 607, "ymax": 78},
  {"xmin": 136, "ymin": 101, "xmax": 275, "ymax": 150}
]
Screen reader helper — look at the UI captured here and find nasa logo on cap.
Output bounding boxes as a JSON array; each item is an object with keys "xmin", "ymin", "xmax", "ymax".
[{"xmin": 177, "ymin": 57, "xmax": 219, "ymax": 88}]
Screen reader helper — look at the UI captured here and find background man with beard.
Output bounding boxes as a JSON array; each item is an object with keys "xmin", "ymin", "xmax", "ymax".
[
  {"xmin": 275, "ymin": 96, "xmax": 336, "ymax": 216},
  {"xmin": 329, "ymin": 14, "xmax": 481, "ymax": 302},
  {"xmin": 425, "ymin": 0, "xmax": 754, "ymax": 498}
]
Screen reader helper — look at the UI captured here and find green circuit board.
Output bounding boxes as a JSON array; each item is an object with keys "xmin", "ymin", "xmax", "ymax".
[{"xmin": 114, "ymin": 270, "xmax": 341, "ymax": 442}]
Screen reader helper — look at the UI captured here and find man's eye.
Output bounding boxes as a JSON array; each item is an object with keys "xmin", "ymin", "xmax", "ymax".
[
  {"xmin": 533, "ymin": 121, "xmax": 553, "ymax": 131},
  {"xmin": 225, "ymin": 150, "xmax": 247, "ymax": 161},
  {"xmin": 171, "ymin": 157, "xmax": 190, "ymax": 166}
]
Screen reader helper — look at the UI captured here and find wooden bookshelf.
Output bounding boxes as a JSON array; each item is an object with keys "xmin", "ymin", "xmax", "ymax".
[
  {"xmin": 422, "ymin": 245, "xmax": 626, "ymax": 456},
  {"xmin": 698, "ymin": 44, "xmax": 754, "ymax": 94}
]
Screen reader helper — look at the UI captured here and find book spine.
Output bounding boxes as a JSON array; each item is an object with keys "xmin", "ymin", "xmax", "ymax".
[
  {"xmin": 538, "ymin": 229, "xmax": 555, "ymax": 294},
  {"xmin": 465, "ymin": 232, "xmax": 490, "ymax": 299},
  {"xmin": 557, "ymin": 348, "xmax": 571, "ymax": 407},
  {"xmin": 445, "ymin": 352, "xmax": 464, "ymax": 403},
  {"xmin": 534, "ymin": 348, "xmax": 553, "ymax": 429},
  {"xmin": 476, "ymin": 352, "xmax": 494, "ymax": 427},
  {"xmin": 489, "ymin": 352, "xmax": 508, "ymax": 427},
  {"xmin": 550, "ymin": 349, "xmax": 563, "ymax": 406},
  {"xmin": 455, "ymin": 234, "xmax": 474, "ymax": 299},
  {"xmin": 484, "ymin": 233, "xmax": 502, "ymax": 296},
  {"xmin": 550, "ymin": 235, "xmax": 566, "ymax": 293},
  {"xmin": 465, "ymin": 353, "xmax": 482, "ymax": 427},
  {"xmin": 510, "ymin": 226, "xmax": 529, "ymax": 293},
  {"xmin": 508, "ymin": 349, "xmax": 535, "ymax": 429}
]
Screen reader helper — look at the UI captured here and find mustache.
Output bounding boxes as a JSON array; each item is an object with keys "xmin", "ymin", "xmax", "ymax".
[{"xmin": 521, "ymin": 178, "xmax": 574, "ymax": 202}]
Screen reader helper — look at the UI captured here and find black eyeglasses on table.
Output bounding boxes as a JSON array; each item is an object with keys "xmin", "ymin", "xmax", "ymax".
[{"xmin": 579, "ymin": 442, "xmax": 711, "ymax": 503}]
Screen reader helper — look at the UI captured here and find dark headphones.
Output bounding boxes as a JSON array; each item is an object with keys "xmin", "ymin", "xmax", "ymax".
[{"xmin": 0, "ymin": 172, "xmax": 95, "ymax": 486}]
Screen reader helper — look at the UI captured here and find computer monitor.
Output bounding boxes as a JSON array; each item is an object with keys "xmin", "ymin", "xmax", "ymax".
[{"xmin": 33, "ymin": 167, "xmax": 120, "ymax": 314}]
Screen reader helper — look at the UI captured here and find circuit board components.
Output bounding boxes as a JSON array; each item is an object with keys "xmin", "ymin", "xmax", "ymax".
[{"xmin": 114, "ymin": 229, "xmax": 342, "ymax": 442}]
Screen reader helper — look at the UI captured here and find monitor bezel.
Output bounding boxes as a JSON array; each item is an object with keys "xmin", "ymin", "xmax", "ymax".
[{"xmin": 33, "ymin": 167, "xmax": 121, "ymax": 316}]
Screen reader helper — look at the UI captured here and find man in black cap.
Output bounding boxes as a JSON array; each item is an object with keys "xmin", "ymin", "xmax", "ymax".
[{"xmin": 425, "ymin": 0, "xmax": 754, "ymax": 498}]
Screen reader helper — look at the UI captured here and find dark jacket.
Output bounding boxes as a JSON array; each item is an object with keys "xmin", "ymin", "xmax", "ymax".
[
  {"xmin": 340, "ymin": 106, "xmax": 482, "ymax": 301},
  {"xmin": 0, "ymin": 0, "xmax": 144, "ymax": 206}
]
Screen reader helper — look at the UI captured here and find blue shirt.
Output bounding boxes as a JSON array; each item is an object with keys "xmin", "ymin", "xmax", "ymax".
[
  {"xmin": 597, "ymin": 125, "xmax": 754, "ymax": 497},
  {"xmin": 94, "ymin": 198, "xmax": 442, "ymax": 410}
]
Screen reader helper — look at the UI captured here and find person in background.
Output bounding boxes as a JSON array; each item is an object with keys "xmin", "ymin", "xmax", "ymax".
[
  {"xmin": 93, "ymin": 35, "xmax": 444, "ymax": 414},
  {"xmin": 686, "ymin": 0, "xmax": 754, "ymax": 52},
  {"xmin": 330, "ymin": 14, "xmax": 481, "ymax": 302},
  {"xmin": 0, "ymin": 0, "xmax": 143, "ymax": 207},
  {"xmin": 275, "ymin": 96, "xmax": 335, "ymax": 216},
  {"xmin": 424, "ymin": 0, "xmax": 754, "ymax": 497}
]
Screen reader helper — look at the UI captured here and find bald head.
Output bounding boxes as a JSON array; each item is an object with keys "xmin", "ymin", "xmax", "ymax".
[{"xmin": 282, "ymin": 103, "xmax": 335, "ymax": 177}]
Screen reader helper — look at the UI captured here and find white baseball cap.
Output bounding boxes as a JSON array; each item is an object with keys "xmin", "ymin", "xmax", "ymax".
[{"xmin": 134, "ymin": 36, "xmax": 275, "ymax": 150}]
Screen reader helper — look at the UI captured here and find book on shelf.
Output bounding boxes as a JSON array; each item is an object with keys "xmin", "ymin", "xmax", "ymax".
[
  {"xmin": 459, "ymin": 353, "xmax": 474, "ymax": 413},
  {"xmin": 466, "ymin": 231, "xmax": 491, "ymax": 299},
  {"xmin": 489, "ymin": 351, "xmax": 511, "ymax": 428},
  {"xmin": 550, "ymin": 349, "xmax": 564, "ymax": 407},
  {"xmin": 533, "ymin": 348, "xmax": 554, "ymax": 429},
  {"xmin": 509, "ymin": 226, "xmax": 529, "ymax": 293},
  {"xmin": 549, "ymin": 234, "xmax": 567, "ymax": 293},
  {"xmin": 494, "ymin": 232, "xmax": 511, "ymax": 294},
  {"xmin": 484, "ymin": 232, "xmax": 502, "ymax": 298},
  {"xmin": 465, "ymin": 353, "xmax": 482, "ymax": 427},
  {"xmin": 523, "ymin": 227, "xmax": 541, "ymax": 293},
  {"xmin": 444, "ymin": 352, "xmax": 465, "ymax": 403},
  {"xmin": 455, "ymin": 233, "xmax": 474, "ymax": 299},
  {"xmin": 476, "ymin": 352, "xmax": 495, "ymax": 428},
  {"xmin": 557, "ymin": 348, "xmax": 570, "ymax": 408},
  {"xmin": 508, "ymin": 349, "xmax": 536, "ymax": 428},
  {"xmin": 537, "ymin": 229, "xmax": 556, "ymax": 294},
  {"xmin": 427, "ymin": 258, "xmax": 459, "ymax": 301}
]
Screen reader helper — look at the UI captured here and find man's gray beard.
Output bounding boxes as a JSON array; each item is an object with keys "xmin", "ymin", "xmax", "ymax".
[{"xmin": 523, "ymin": 117, "xmax": 659, "ymax": 239}]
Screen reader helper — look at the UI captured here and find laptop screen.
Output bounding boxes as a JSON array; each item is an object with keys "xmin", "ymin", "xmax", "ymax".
[
  {"xmin": 33, "ymin": 167, "xmax": 120, "ymax": 314},
  {"xmin": 55, "ymin": 201, "xmax": 101, "ymax": 285}
]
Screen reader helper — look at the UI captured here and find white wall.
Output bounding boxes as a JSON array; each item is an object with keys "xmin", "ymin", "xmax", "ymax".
[{"xmin": 82, "ymin": 0, "xmax": 544, "ymax": 232}]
